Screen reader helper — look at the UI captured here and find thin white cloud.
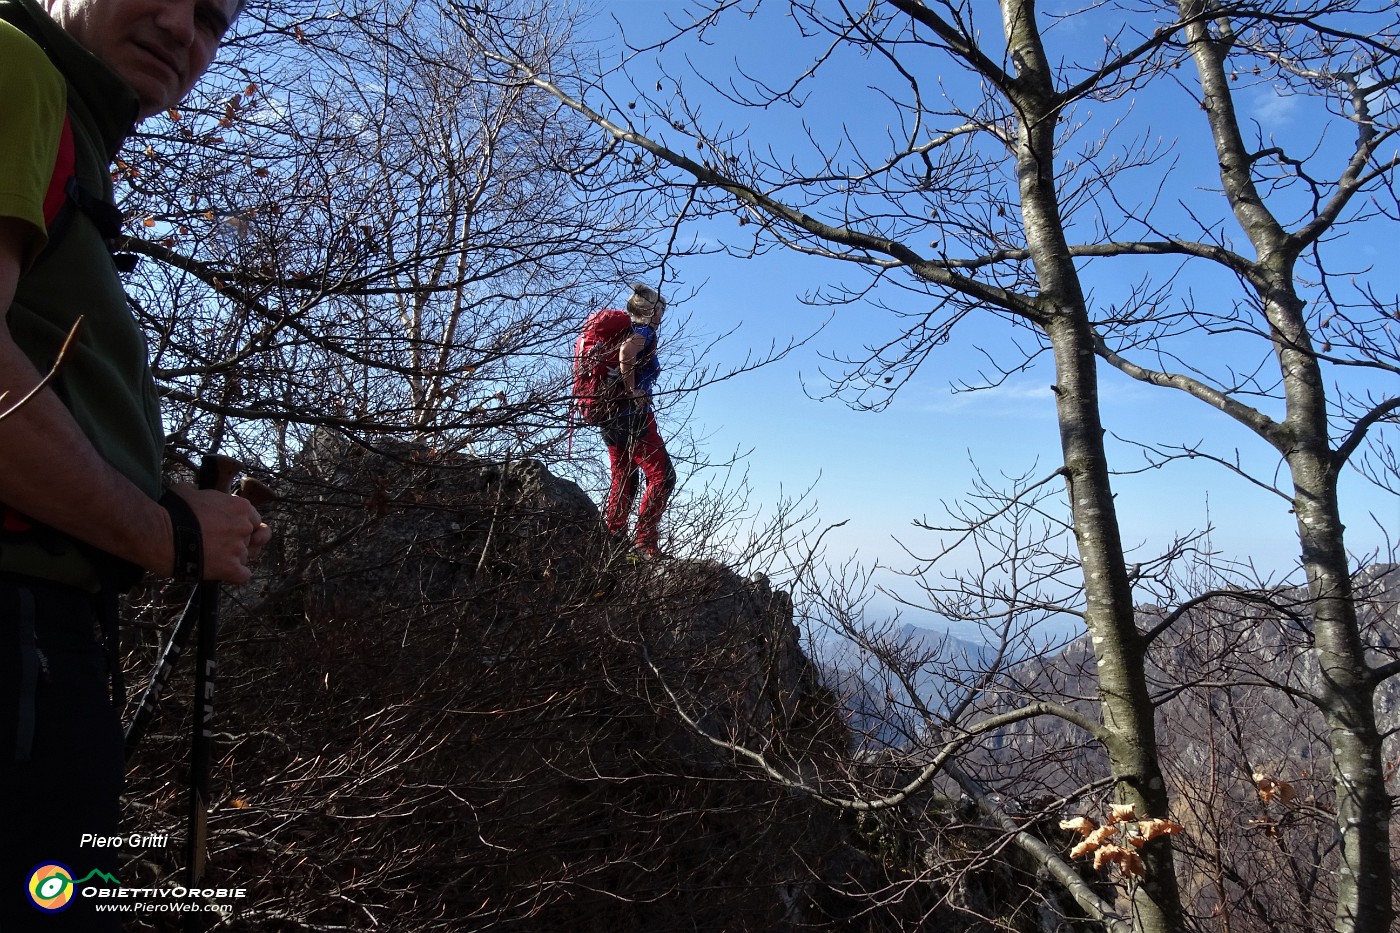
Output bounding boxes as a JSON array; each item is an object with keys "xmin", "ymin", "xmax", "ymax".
[
  {"xmin": 910, "ymin": 378, "xmax": 1053, "ymax": 416},
  {"xmin": 1252, "ymin": 89, "xmax": 1301, "ymax": 126}
]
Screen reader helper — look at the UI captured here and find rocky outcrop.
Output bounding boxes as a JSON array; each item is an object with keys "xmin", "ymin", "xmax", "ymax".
[{"xmin": 121, "ymin": 432, "xmax": 924, "ymax": 932}]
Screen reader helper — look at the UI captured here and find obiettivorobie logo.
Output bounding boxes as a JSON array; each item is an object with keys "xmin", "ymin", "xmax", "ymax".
[
  {"xmin": 27, "ymin": 863, "xmax": 121, "ymax": 913},
  {"xmin": 25, "ymin": 860, "xmax": 248, "ymax": 918}
]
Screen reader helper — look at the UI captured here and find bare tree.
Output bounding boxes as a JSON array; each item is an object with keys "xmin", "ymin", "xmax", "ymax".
[
  {"xmin": 1091, "ymin": 8, "xmax": 1400, "ymax": 929},
  {"xmin": 114, "ymin": 0, "xmax": 656, "ymax": 476}
]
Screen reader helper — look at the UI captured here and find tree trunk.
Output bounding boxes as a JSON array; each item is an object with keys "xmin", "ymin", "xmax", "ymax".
[
  {"xmin": 1270, "ymin": 276, "xmax": 1393, "ymax": 933},
  {"xmin": 1042, "ymin": 310, "xmax": 1186, "ymax": 933},
  {"xmin": 1179, "ymin": 3, "xmax": 1395, "ymax": 925},
  {"xmin": 1001, "ymin": 3, "xmax": 1185, "ymax": 930}
]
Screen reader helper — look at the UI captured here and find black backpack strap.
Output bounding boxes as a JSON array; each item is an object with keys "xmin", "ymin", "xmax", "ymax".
[
  {"xmin": 63, "ymin": 175, "xmax": 123, "ymax": 239},
  {"xmin": 55, "ymin": 176, "xmax": 137, "ymax": 272},
  {"xmin": 35, "ymin": 117, "xmax": 134, "ymax": 271}
]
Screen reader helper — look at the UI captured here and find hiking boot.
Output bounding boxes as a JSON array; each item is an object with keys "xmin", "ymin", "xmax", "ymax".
[
  {"xmin": 631, "ymin": 543, "xmax": 665, "ymax": 561},
  {"xmin": 598, "ymin": 529, "xmax": 636, "ymax": 571}
]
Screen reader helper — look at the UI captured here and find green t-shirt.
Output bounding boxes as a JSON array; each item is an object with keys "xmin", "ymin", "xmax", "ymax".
[{"xmin": 0, "ymin": 19, "xmax": 63, "ymax": 262}]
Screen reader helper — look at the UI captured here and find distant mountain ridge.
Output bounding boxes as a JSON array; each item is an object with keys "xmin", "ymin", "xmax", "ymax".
[
  {"xmin": 817, "ymin": 567, "xmax": 1399, "ymax": 789},
  {"xmin": 815, "ymin": 622, "xmax": 1002, "ymax": 749}
]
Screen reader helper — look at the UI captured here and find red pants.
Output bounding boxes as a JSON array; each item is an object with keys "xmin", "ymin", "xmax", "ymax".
[{"xmin": 601, "ymin": 409, "xmax": 675, "ymax": 550}]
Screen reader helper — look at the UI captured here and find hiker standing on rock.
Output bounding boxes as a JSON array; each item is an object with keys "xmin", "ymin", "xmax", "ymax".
[
  {"xmin": 0, "ymin": 0, "xmax": 269, "ymax": 927},
  {"xmin": 597, "ymin": 283, "xmax": 676, "ymax": 559}
]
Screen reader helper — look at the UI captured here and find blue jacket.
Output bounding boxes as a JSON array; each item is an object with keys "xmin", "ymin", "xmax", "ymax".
[{"xmin": 632, "ymin": 323, "xmax": 660, "ymax": 395}]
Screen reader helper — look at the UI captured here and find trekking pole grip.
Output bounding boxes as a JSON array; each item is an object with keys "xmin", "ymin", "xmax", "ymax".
[
  {"xmin": 235, "ymin": 475, "xmax": 276, "ymax": 509},
  {"xmin": 124, "ymin": 457, "xmax": 247, "ymax": 758},
  {"xmin": 198, "ymin": 454, "xmax": 241, "ymax": 495}
]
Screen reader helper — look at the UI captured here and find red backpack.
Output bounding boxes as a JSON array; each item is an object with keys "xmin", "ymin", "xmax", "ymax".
[{"xmin": 572, "ymin": 308, "xmax": 633, "ymax": 425}]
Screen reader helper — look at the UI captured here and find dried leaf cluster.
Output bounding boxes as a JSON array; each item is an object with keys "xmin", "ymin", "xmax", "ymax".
[
  {"xmin": 1254, "ymin": 773, "xmax": 1297, "ymax": 806},
  {"xmin": 1060, "ymin": 804, "xmax": 1185, "ymax": 880}
]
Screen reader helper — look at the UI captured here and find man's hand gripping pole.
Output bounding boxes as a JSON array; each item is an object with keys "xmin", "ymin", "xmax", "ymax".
[{"xmin": 123, "ymin": 456, "xmax": 272, "ymax": 759}]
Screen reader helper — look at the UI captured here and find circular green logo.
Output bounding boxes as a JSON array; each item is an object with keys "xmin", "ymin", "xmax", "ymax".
[{"xmin": 28, "ymin": 863, "xmax": 75, "ymax": 912}]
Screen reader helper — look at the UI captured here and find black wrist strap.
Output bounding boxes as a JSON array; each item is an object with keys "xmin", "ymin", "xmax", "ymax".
[{"xmin": 159, "ymin": 489, "xmax": 203, "ymax": 582}]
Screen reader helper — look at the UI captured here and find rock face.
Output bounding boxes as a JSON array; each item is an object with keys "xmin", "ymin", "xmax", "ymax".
[{"xmin": 122, "ymin": 432, "xmax": 915, "ymax": 932}]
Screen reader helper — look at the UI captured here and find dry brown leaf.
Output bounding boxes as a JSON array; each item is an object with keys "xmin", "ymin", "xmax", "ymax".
[
  {"xmin": 1138, "ymin": 819, "xmax": 1185, "ymax": 842},
  {"xmin": 1094, "ymin": 844, "xmax": 1147, "ymax": 878},
  {"xmin": 1108, "ymin": 803, "xmax": 1137, "ymax": 823},
  {"xmin": 1256, "ymin": 776, "xmax": 1296, "ymax": 805},
  {"xmin": 1059, "ymin": 816, "xmax": 1097, "ymax": 836},
  {"xmin": 1092, "ymin": 844, "xmax": 1125, "ymax": 870},
  {"xmin": 1071, "ymin": 840, "xmax": 1099, "ymax": 859}
]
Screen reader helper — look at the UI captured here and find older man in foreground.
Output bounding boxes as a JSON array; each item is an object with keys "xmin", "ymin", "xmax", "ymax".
[{"xmin": 0, "ymin": 0, "xmax": 267, "ymax": 926}]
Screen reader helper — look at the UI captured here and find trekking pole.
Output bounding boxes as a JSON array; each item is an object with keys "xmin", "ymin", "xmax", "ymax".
[
  {"xmin": 123, "ymin": 586, "xmax": 200, "ymax": 760},
  {"xmin": 123, "ymin": 467, "xmax": 274, "ymax": 758},
  {"xmin": 183, "ymin": 457, "xmax": 276, "ymax": 931}
]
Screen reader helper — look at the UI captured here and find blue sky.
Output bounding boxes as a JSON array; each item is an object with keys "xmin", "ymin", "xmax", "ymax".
[{"xmin": 582, "ymin": 1, "xmax": 1399, "ymax": 632}]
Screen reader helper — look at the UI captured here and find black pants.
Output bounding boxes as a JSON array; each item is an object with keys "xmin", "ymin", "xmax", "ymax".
[{"xmin": 0, "ymin": 577, "xmax": 122, "ymax": 931}]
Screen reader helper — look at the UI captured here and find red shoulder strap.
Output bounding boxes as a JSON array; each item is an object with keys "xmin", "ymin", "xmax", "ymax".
[{"xmin": 41, "ymin": 114, "xmax": 75, "ymax": 228}]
